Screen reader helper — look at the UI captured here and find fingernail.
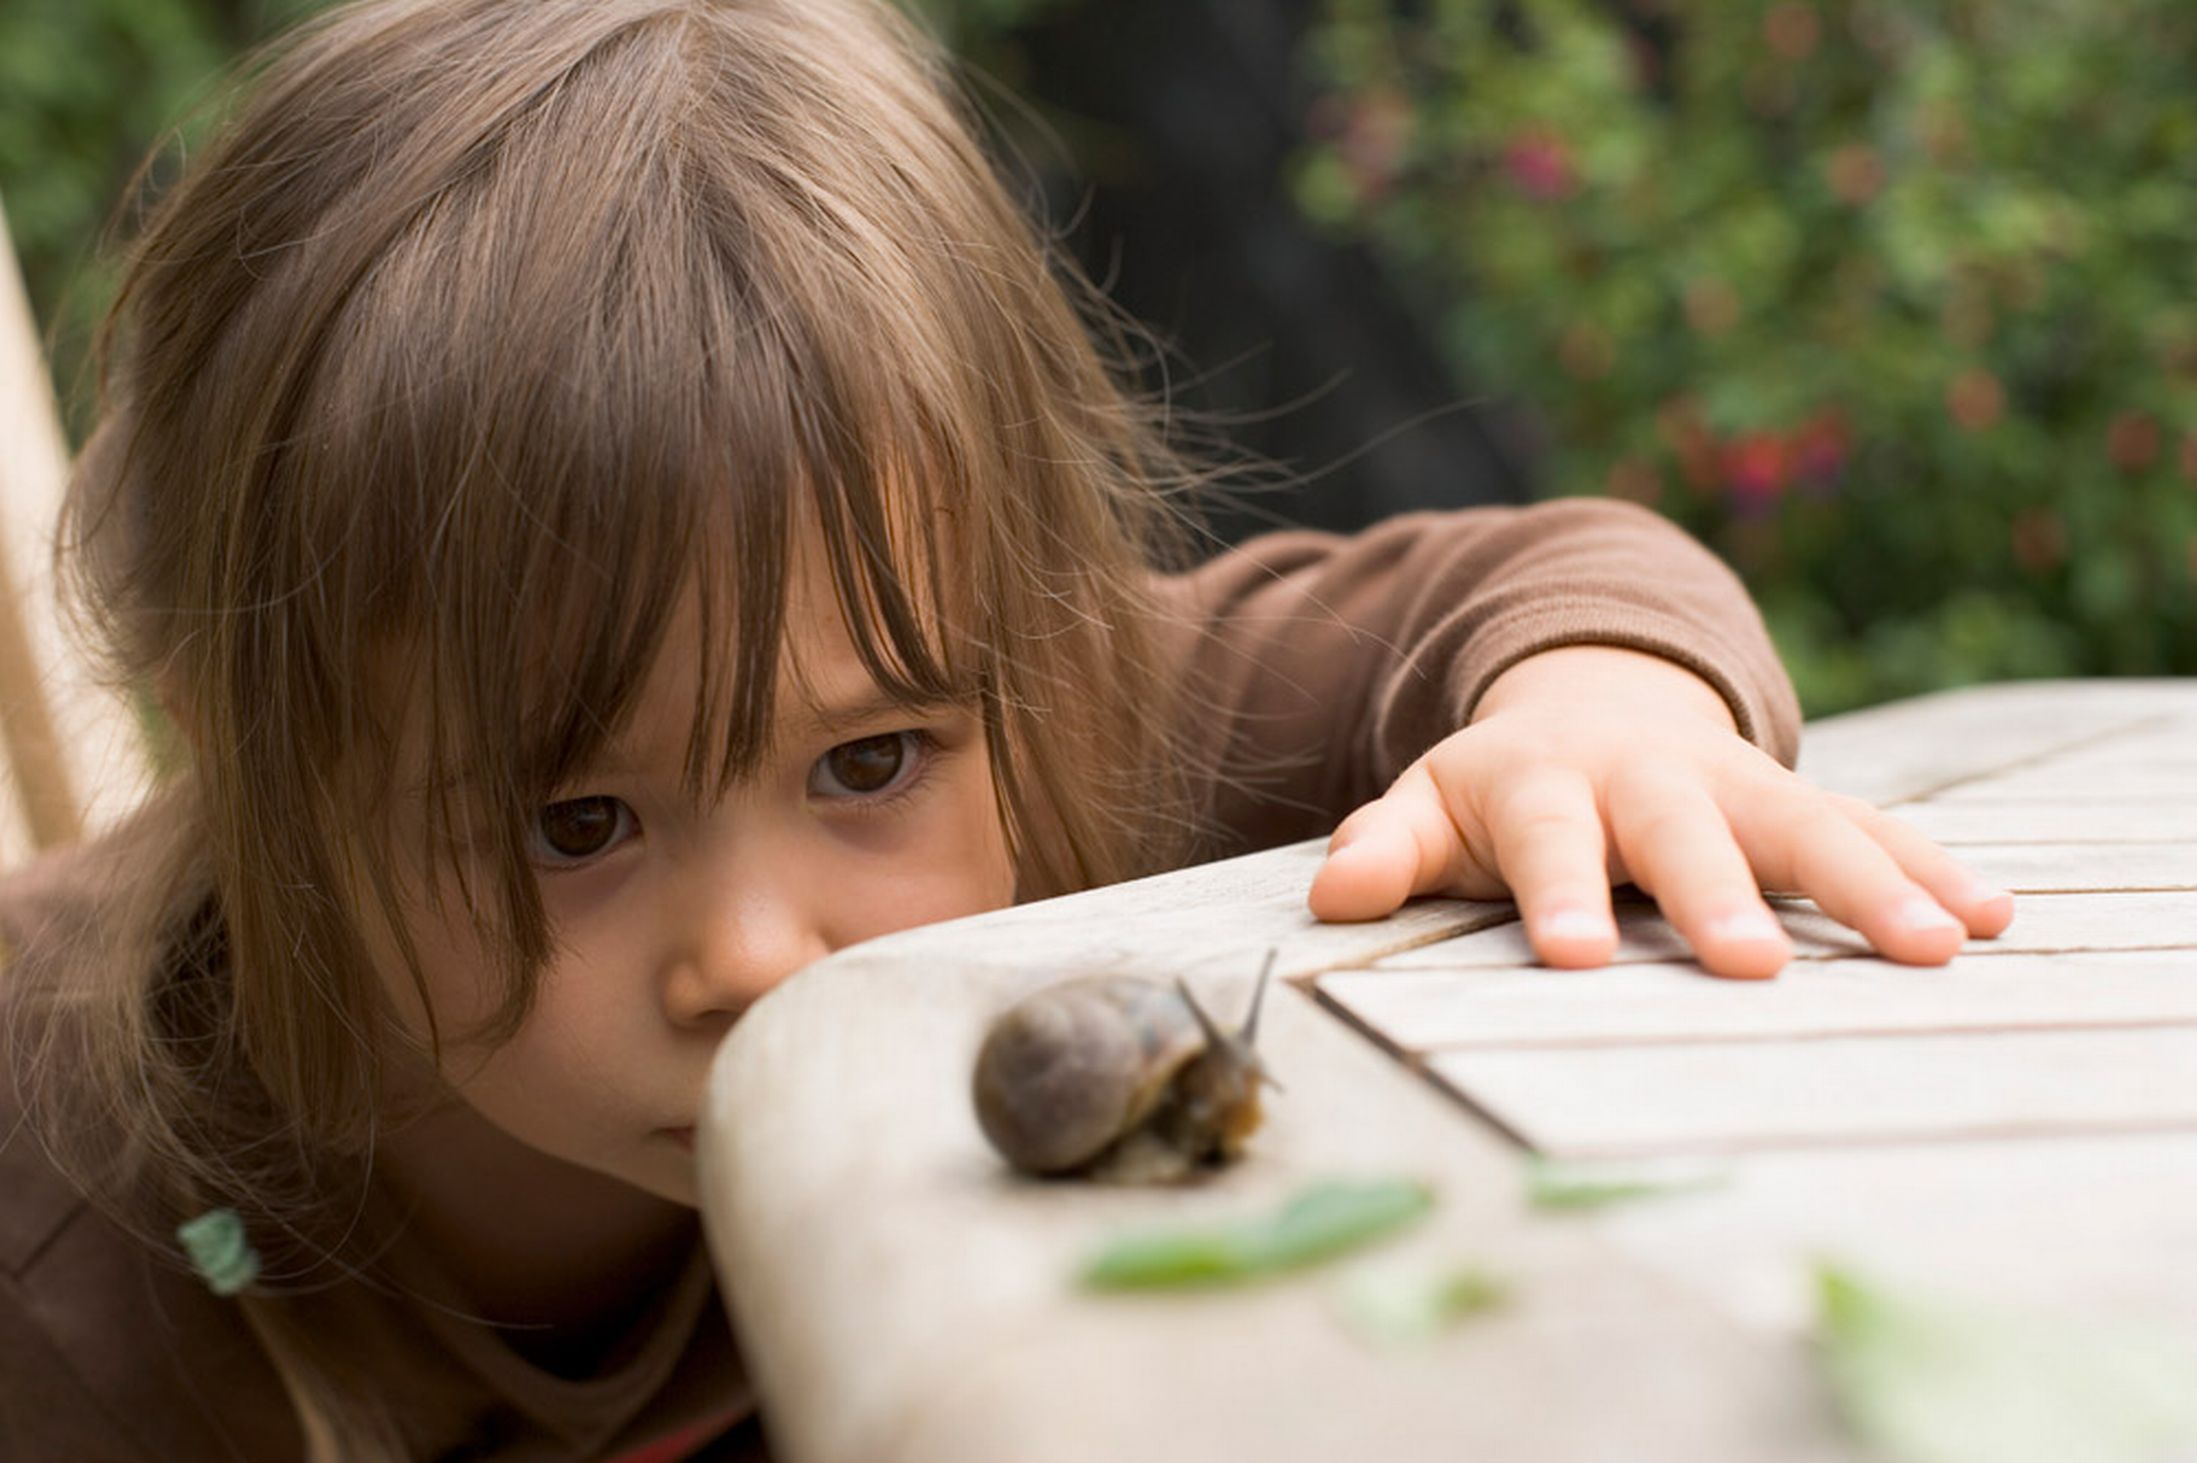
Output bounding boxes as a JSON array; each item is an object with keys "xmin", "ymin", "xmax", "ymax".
[
  {"xmin": 1707, "ymin": 910, "xmax": 1785, "ymax": 945},
  {"xmin": 1961, "ymin": 878, "xmax": 2014, "ymax": 908},
  {"xmin": 1896, "ymin": 896, "xmax": 1963, "ymax": 934},
  {"xmin": 1539, "ymin": 909, "xmax": 1609, "ymax": 943}
]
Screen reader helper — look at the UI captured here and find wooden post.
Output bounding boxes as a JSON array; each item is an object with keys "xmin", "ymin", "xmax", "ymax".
[{"xmin": 0, "ymin": 194, "xmax": 147, "ymax": 862}]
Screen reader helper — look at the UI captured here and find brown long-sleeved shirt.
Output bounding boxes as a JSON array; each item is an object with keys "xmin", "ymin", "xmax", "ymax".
[{"xmin": 0, "ymin": 500, "xmax": 1800, "ymax": 1460}]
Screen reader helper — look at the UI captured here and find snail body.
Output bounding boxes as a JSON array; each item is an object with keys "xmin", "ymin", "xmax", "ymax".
[{"xmin": 972, "ymin": 963, "xmax": 1273, "ymax": 1183}]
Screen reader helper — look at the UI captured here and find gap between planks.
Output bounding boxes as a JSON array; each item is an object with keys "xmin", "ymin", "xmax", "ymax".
[
  {"xmin": 1305, "ymin": 978, "xmax": 1540, "ymax": 1155},
  {"xmin": 1414, "ymin": 1112, "xmax": 2197, "ymax": 1163},
  {"xmin": 1355, "ymin": 1016, "xmax": 2197, "ymax": 1056},
  {"xmin": 1883, "ymin": 711, "xmax": 2184, "ymax": 803}
]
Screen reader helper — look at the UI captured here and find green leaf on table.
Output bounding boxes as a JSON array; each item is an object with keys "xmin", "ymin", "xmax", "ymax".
[
  {"xmin": 1335, "ymin": 1261, "xmax": 1506, "ymax": 1347},
  {"xmin": 1816, "ymin": 1263, "xmax": 2197, "ymax": 1463},
  {"xmin": 1526, "ymin": 1159, "xmax": 1726, "ymax": 1211},
  {"xmin": 1079, "ymin": 1178, "xmax": 1434, "ymax": 1291}
]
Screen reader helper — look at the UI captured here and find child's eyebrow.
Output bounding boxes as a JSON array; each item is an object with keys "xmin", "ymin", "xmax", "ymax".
[{"xmin": 787, "ymin": 689, "xmax": 958, "ymax": 742}]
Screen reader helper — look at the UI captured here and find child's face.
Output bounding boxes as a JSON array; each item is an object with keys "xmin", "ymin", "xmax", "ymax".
[{"xmin": 368, "ymin": 536, "xmax": 1015, "ymax": 1206}]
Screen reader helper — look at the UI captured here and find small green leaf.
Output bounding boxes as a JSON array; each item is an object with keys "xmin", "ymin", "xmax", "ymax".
[
  {"xmin": 1526, "ymin": 1159, "xmax": 1726, "ymax": 1211},
  {"xmin": 1080, "ymin": 1178, "xmax": 1434, "ymax": 1291},
  {"xmin": 1816, "ymin": 1263, "xmax": 2197, "ymax": 1463},
  {"xmin": 1076, "ymin": 1229, "xmax": 1253, "ymax": 1289}
]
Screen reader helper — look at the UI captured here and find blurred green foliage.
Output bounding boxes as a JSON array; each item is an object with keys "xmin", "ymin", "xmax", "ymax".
[
  {"xmin": 2, "ymin": 0, "xmax": 1002, "ymax": 434},
  {"xmin": 11, "ymin": 0, "xmax": 2191, "ymax": 714},
  {"xmin": 1292, "ymin": 0, "xmax": 2197, "ymax": 712},
  {"xmin": 0, "ymin": 0, "xmax": 332, "ymax": 437}
]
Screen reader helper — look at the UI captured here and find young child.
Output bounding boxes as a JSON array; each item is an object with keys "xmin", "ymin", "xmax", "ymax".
[{"xmin": 0, "ymin": 0, "xmax": 2013, "ymax": 1457}]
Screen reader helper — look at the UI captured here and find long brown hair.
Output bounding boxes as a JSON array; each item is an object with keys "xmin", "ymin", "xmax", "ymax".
[{"xmin": 21, "ymin": 0, "xmax": 1221, "ymax": 1452}]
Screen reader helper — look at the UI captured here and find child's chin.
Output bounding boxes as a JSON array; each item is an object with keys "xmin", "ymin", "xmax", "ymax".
[{"xmin": 626, "ymin": 1151, "xmax": 704, "ymax": 1210}]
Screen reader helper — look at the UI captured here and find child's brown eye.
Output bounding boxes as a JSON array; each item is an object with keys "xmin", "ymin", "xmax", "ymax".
[
  {"xmin": 528, "ymin": 796, "xmax": 636, "ymax": 865},
  {"xmin": 812, "ymin": 733, "xmax": 912, "ymax": 798}
]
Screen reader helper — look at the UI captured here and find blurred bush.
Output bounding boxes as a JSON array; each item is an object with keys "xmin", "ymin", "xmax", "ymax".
[
  {"xmin": 12, "ymin": 0, "xmax": 2192, "ymax": 714},
  {"xmin": 1, "ymin": 0, "xmax": 333, "ymax": 435},
  {"xmin": 1289, "ymin": 0, "xmax": 2197, "ymax": 712}
]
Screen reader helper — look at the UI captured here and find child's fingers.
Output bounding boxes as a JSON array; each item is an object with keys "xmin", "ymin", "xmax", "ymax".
[
  {"xmin": 1827, "ymin": 797, "xmax": 2016, "ymax": 938},
  {"xmin": 1728, "ymin": 787, "xmax": 1970, "ymax": 965},
  {"xmin": 1307, "ymin": 816, "xmax": 1417, "ymax": 921},
  {"xmin": 1607, "ymin": 768, "xmax": 1792, "ymax": 980},
  {"xmin": 1307, "ymin": 767, "xmax": 1470, "ymax": 922},
  {"xmin": 1482, "ymin": 770, "xmax": 1617, "ymax": 967}
]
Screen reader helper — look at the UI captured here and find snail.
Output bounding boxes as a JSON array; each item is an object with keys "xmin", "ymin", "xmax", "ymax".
[{"xmin": 971, "ymin": 954, "xmax": 1276, "ymax": 1183}]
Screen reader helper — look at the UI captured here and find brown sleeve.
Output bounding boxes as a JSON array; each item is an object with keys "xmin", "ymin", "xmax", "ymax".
[
  {"xmin": 0, "ymin": 1282, "xmax": 157, "ymax": 1461},
  {"xmin": 3, "ymin": 852, "xmax": 303, "ymax": 1463},
  {"xmin": 1157, "ymin": 498, "xmax": 1803, "ymax": 856},
  {"xmin": 0, "ymin": 1203, "xmax": 306, "ymax": 1463}
]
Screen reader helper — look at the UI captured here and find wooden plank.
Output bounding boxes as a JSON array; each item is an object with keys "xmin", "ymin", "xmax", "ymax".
[
  {"xmin": 1321, "ymin": 951, "xmax": 2197, "ymax": 1051},
  {"xmin": 1379, "ymin": 891, "xmax": 2196, "ymax": 969},
  {"xmin": 698, "ymin": 680, "xmax": 2197, "ymax": 1463},
  {"xmin": 1430, "ymin": 1027, "xmax": 2197, "ymax": 1159},
  {"xmin": 1891, "ymin": 800, "xmax": 2197, "ymax": 844},
  {"xmin": 1373, "ymin": 899, "xmax": 1868, "ymax": 970},
  {"xmin": 1794, "ymin": 682, "xmax": 2196, "ymax": 804},
  {"xmin": 1583, "ymin": 1132, "xmax": 2197, "ymax": 1351},
  {"xmin": 2027, "ymin": 731, "xmax": 2197, "ymax": 769},
  {"xmin": 1929, "ymin": 762, "xmax": 2197, "ymax": 802},
  {"xmin": 1929, "ymin": 890, "xmax": 2197, "ymax": 952},
  {"xmin": 814, "ymin": 839, "xmax": 1516, "ymax": 984},
  {"xmin": 698, "ymin": 839, "xmax": 1854, "ymax": 1463},
  {"xmin": 1949, "ymin": 841, "xmax": 2197, "ymax": 893}
]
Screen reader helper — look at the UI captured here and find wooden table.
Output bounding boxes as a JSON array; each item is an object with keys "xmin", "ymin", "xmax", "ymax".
[{"xmin": 697, "ymin": 679, "xmax": 2197, "ymax": 1463}]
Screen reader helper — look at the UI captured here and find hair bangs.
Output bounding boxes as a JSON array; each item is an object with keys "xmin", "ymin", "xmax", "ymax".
[
  {"xmin": 281, "ymin": 32, "xmax": 1008, "ymax": 1008},
  {"xmin": 49, "ymin": 0, "xmax": 1209, "ymax": 1255}
]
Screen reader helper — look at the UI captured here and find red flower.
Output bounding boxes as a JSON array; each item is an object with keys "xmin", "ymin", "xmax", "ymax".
[
  {"xmin": 1504, "ymin": 132, "xmax": 1576, "ymax": 201},
  {"xmin": 1723, "ymin": 431, "xmax": 1791, "ymax": 510}
]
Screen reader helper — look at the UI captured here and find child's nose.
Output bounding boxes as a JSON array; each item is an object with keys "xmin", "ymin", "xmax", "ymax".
[{"xmin": 659, "ymin": 865, "xmax": 833, "ymax": 1027}]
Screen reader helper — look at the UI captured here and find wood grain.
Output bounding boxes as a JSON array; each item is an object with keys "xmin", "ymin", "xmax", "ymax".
[
  {"xmin": 1375, "ymin": 889, "xmax": 2197, "ymax": 968},
  {"xmin": 1944, "ymin": 841, "xmax": 2197, "ymax": 892},
  {"xmin": 1928, "ymin": 762, "xmax": 2197, "ymax": 801},
  {"xmin": 698, "ymin": 841, "xmax": 1856, "ymax": 1463},
  {"xmin": 1431, "ymin": 1026, "xmax": 2197, "ymax": 1158},
  {"xmin": 1586, "ymin": 1131, "xmax": 2197, "ymax": 1351},
  {"xmin": 1322, "ymin": 950, "xmax": 2197, "ymax": 1050},
  {"xmin": 699, "ymin": 679, "xmax": 2197, "ymax": 1463},
  {"xmin": 1892, "ymin": 800, "xmax": 2197, "ymax": 844},
  {"xmin": 1791, "ymin": 680, "xmax": 2192, "ymax": 805},
  {"xmin": 1369, "ymin": 899, "xmax": 1868, "ymax": 969}
]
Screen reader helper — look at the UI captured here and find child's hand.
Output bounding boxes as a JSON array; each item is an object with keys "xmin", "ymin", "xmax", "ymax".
[{"xmin": 1307, "ymin": 645, "xmax": 2014, "ymax": 979}]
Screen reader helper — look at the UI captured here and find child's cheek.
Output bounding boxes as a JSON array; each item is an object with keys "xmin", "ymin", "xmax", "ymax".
[
  {"xmin": 869, "ymin": 757, "xmax": 1016, "ymax": 932},
  {"xmin": 354, "ymin": 880, "xmax": 507, "ymax": 1047}
]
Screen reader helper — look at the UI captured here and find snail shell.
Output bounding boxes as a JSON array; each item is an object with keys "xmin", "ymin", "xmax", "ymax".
[{"xmin": 971, "ymin": 967, "xmax": 1271, "ymax": 1182}]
